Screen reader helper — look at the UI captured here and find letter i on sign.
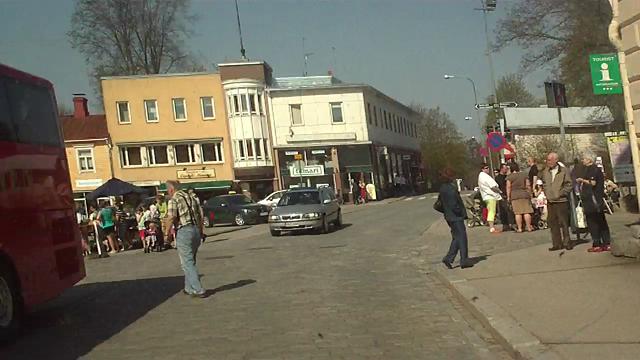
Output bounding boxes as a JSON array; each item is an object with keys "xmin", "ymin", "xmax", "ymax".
[{"xmin": 600, "ymin": 63, "xmax": 612, "ymax": 81}]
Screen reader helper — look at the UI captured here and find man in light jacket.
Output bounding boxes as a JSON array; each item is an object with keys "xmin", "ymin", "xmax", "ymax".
[
  {"xmin": 477, "ymin": 163, "xmax": 503, "ymax": 233},
  {"xmin": 540, "ymin": 152, "xmax": 573, "ymax": 251}
]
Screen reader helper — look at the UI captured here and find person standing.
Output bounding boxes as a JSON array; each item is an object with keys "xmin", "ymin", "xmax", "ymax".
[
  {"xmin": 506, "ymin": 163, "xmax": 534, "ymax": 232},
  {"xmin": 577, "ymin": 152, "xmax": 611, "ymax": 252},
  {"xmin": 359, "ymin": 179, "xmax": 367, "ymax": 204},
  {"xmin": 540, "ymin": 152, "xmax": 573, "ymax": 251},
  {"xmin": 527, "ymin": 157, "xmax": 539, "ymax": 189},
  {"xmin": 438, "ymin": 168, "xmax": 473, "ymax": 269},
  {"xmin": 164, "ymin": 180, "xmax": 206, "ymax": 298},
  {"xmin": 495, "ymin": 163, "xmax": 512, "ymax": 232},
  {"xmin": 96, "ymin": 201, "xmax": 120, "ymax": 254},
  {"xmin": 477, "ymin": 163, "xmax": 503, "ymax": 233}
]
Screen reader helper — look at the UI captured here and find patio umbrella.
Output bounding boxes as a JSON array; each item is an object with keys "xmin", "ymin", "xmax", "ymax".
[{"xmin": 86, "ymin": 177, "xmax": 149, "ymax": 200}]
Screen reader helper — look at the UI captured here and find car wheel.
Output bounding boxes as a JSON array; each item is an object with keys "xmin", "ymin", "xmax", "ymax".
[
  {"xmin": 234, "ymin": 213, "xmax": 246, "ymax": 226},
  {"xmin": 203, "ymin": 215, "xmax": 212, "ymax": 228},
  {"xmin": 0, "ymin": 262, "xmax": 22, "ymax": 342},
  {"xmin": 334, "ymin": 210, "xmax": 343, "ymax": 228},
  {"xmin": 270, "ymin": 229, "xmax": 281, "ymax": 237}
]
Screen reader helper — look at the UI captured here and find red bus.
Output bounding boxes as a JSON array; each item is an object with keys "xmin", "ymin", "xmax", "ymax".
[{"xmin": 0, "ymin": 64, "xmax": 85, "ymax": 339}]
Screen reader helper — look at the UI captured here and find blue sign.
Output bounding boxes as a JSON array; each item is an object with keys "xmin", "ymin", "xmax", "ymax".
[{"xmin": 486, "ymin": 132, "xmax": 513, "ymax": 153}]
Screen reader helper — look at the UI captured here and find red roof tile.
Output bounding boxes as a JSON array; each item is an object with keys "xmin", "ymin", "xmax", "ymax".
[{"xmin": 61, "ymin": 114, "xmax": 109, "ymax": 141}]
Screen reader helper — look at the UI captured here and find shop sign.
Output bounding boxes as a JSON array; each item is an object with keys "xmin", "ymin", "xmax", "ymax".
[
  {"xmin": 285, "ymin": 151, "xmax": 299, "ymax": 156},
  {"xmin": 75, "ymin": 179, "xmax": 103, "ymax": 188},
  {"xmin": 290, "ymin": 165, "xmax": 325, "ymax": 177},
  {"xmin": 177, "ymin": 169, "xmax": 216, "ymax": 179},
  {"xmin": 312, "ymin": 149, "xmax": 326, "ymax": 155}
]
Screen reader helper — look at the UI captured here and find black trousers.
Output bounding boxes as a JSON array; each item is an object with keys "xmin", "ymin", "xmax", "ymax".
[
  {"xmin": 498, "ymin": 200, "xmax": 513, "ymax": 229},
  {"xmin": 548, "ymin": 202, "xmax": 570, "ymax": 248},
  {"xmin": 585, "ymin": 211, "xmax": 611, "ymax": 247},
  {"xmin": 443, "ymin": 219, "xmax": 469, "ymax": 265}
]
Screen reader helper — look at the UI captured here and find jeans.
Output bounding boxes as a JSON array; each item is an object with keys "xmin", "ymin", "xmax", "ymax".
[
  {"xmin": 443, "ymin": 220, "xmax": 469, "ymax": 265},
  {"xmin": 176, "ymin": 224, "xmax": 204, "ymax": 295}
]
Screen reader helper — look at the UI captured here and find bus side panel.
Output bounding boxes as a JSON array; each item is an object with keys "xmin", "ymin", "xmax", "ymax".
[{"xmin": 0, "ymin": 142, "xmax": 85, "ymax": 310}]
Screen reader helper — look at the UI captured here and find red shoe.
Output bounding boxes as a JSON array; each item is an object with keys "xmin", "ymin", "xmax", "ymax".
[
  {"xmin": 602, "ymin": 245, "xmax": 611, "ymax": 251},
  {"xmin": 587, "ymin": 246, "xmax": 603, "ymax": 253}
]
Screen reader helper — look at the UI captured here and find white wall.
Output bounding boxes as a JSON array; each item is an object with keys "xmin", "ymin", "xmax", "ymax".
[
  {"xmin": 268, "ymin": 89, "xmax": 369, "ymax": 148},
  {"xmin": 363, "ymin": 89, "xmax": 420, "ymax": 151}
]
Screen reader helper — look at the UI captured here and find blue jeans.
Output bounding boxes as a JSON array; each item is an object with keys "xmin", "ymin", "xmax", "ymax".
[
  {"xmin": 176, "ymin": 224, "xmax": 204, "ymax": 295},
  {"xmin": 443, "ymin": 220, "xmax": 469, "ymax": 265}
]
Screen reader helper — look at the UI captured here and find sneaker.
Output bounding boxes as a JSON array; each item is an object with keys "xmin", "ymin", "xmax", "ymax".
[
  {"xmin": 108, "ymin": 250, "xmax": 117, "ymax": 255},
  {"xmin": 489, "ymin": 227, "xmax": 501, "ymax": 234},
  {"xmin": 190, "ymin": 292, "xmax": 206, "ymax": 299}
]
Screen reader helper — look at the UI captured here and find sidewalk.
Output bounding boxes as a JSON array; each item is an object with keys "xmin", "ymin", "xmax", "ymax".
[{"xmin": 432, "ymin": 212, "xmax": 640, "ymax": 360}]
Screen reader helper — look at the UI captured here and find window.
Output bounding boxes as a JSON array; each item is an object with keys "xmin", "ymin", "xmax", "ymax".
[
  {"xmin": 264, "ymin": 138, "xmax": 271, "ymax": 160},
  {"xmin": 236, "ymin": 140, "xmax": 246, "ymax": 160},
  {"xmin": 246, "ymin": 139, "xmax": 254, "ymax": 158},
  {"xmin": 172, "ymin": 98, "xmax": 187, "ymax": 121},
  {"xmin": 257, "ymin": 93, "xmax": 264, "ymax": 114},
  {"xmin": 290, "ymin": 104, "xmax": 302, "ymax": 125},
  {"xmin": 330, "ymin": 102, "xmax": 343, "ymax": 123},
  {"xmin": 232, "ymin": 95, "xmax": 240, "ymax": 115},
  {"xmin": 148, "ymin": 145, "xmax": 169, "ymax": 165},
  {"xmin": 201, "ymin": 142, "xmax": 223, "ymax": 163},
  {"xmin": 240, "ymin": 94, "xmax": 249, "ymax": 113},
  {"xmin": 367, "ymin": 103, "xmax": 372, "ymax": 124},
  {"xmin": 373, "ymin": 105, "xmax": 378, "ymax": 127},
  {"xmin": 117, "ymin": 101, "xmax": 131, "ymax": 124},
  {"xmin": 393, "ymin": 115, "xmax": 398, "ymax": 132},
  {"xmin": 144, "ymin": 100, "xmax": 158, "ymax": 122},
  {"xmin": 76, "ymin": 148, "xmax": 94, "ymax": 172},
  {"xmin": 384, "ymin": 111, "xmax": 388, "ymax": 129},
  {"xmin": 120, "ymin": 146, "xmax": 142, "ymax": 167},
  {"xmin": 174, "ymin": 144, "xmax": 196, "ymax": 164},
  {"xmin": 254, "ymin": 139, "xmax": 263, "ymax": 159},
  {"xmin": 201, "ymin": 97, "xmax": 215, "ymax": 119},
  {"xmin": 249, "ymin": 94, "xmax": 256, "ymax": 113}
]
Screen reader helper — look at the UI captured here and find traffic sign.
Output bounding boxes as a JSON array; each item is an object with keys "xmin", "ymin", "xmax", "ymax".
[
  {"xmin": 475, "ymin": 102, "xmax": 518, "ymax": 110},
  {"xmin": 486, "ymin": 132, "xmax": 514, "ymax": 153},
  {"xmin": 590, "ymin": 53, "xmax": 622, "ymax": 95}
]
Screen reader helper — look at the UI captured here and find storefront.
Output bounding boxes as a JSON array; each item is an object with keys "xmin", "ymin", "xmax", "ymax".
[{"xmin": 278, "ymin": 147, "xmax": 336, "ymax": 190}]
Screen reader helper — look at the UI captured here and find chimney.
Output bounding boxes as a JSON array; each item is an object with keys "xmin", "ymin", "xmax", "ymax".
[{"xmin": 72, "ymin": 94, "xmax": 89, "ymax": 119}]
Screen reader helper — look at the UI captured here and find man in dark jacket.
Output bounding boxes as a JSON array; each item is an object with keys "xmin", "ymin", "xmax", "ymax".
[
  {"xmin": 438, "ymin": 168, "xmax": 473, "ymax": 269},
  {"xmin": 540, "ymin": 152, "xmax": 573, "ymax": 251}
]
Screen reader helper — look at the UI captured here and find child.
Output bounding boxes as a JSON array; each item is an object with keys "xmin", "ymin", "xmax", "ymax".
[
  {"xmin": 143, "ymin": 222, "xmax": 159, "ymax": 254},
  {"xmin": 534, "ymin": 180, "xmax": 548, "ymax": 222}
]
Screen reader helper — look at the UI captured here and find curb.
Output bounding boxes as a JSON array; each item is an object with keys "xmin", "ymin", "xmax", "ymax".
[{"xmin": 434, "ymin": 268, "xmax": 562, "ymax": 360}]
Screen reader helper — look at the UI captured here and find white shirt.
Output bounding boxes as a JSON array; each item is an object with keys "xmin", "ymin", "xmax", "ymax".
[
  {"xmin": 550, "ymin": 167, "xmax": 559, "ymax": 182},
  {"xmin": 478, "ymin": 171, "xmax": 502, "ymax": 201}
]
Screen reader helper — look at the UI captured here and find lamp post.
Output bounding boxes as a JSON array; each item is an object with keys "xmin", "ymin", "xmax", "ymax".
[{"xmin": 444, "ymin": 74, "xmax": 492, "ymax": 171}]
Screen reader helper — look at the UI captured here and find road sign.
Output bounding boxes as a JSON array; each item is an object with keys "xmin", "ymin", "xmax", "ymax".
[
  {"xmin": 590, "ymin": 53, "xmax": 622, "ymax": 95},
  {"xmin": 475, "ymin": 102, "xmax": 518, "ymax": 110},
  {"xmin": 486, "ymin": 132, "xmax": 514, "ymax": 153},
  {"xmin": 294, "ymin": 154, "xmax": 303, "ymax": 160}
]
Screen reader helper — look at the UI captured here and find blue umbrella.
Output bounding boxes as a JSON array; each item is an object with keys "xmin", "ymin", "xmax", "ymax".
[{"xmin": 87, "ymin": 178, "xmax": 149, "ymax": 200}]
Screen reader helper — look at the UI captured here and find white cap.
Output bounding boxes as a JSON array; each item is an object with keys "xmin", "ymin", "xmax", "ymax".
[{"xmin": 536, "ymin": 179, "xmax": 543, "ymax": 185}]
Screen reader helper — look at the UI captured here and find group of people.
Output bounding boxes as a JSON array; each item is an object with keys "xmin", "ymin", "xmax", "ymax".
[{"xmin": 438, "ymin": 151, "xmax": 615, "ymax": 269}]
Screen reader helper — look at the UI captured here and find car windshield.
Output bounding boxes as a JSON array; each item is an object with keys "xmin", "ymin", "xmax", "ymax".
[
  {"xmin": 278, "ymin": 191, "xmax": 321, "ymax": 206},
  {"xmin": 227, "ymin": 195, "xmax": 254, "ymax": 205}
]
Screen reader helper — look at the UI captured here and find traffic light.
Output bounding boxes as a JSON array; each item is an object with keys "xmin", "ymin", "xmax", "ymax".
[{"xmin": 544, "ymin": 81, "xmax": 568, "ymax": 108}]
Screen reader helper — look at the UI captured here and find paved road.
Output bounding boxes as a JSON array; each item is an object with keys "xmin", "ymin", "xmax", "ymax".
[{"xmin": 1, "ymin": 196, "xmax": 510, "ymax": 359}]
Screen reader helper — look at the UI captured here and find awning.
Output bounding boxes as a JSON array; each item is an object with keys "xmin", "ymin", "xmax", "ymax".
[{"xmin": 158, "ymin": 180, "xmax": 233, "ymax": 192}]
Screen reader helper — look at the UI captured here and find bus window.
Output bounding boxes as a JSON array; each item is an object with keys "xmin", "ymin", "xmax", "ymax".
[
  {"xmin": 0, "ymin": 77, "xmax": 17, "ymax": 142},
  {"xmin": 5, "ymin": 77, "xmax": 61, "ymax": 147}
]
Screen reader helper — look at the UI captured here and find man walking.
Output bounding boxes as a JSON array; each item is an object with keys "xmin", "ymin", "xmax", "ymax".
[
  {"xmin": 540, "ymin": 153, "xmax": 573, "ymax": 251},
  {"xmin": 477, "ymin": 163, "xmax": 503, "ymax": 233},
  {"xmin": 165, "ymin": 180, "xmax": 206, "ymax": 298}
]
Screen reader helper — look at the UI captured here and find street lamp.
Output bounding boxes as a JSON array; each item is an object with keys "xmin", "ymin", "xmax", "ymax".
[{"xmin": 464, "ymin": 116, "xmax": 473, "ymax": 121}]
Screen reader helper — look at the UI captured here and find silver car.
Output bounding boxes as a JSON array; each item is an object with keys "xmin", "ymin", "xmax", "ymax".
[{"xmin": 268, "ymin": 187, "xmax": 342, "ymax": 236}]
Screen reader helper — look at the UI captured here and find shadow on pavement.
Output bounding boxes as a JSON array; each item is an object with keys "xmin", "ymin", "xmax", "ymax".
[
  {"xmin": 204, "ymin": 255, "xmax": 235, "ymax": 260},
  {"xmin": 0, "ymin": 276, "xmax": 183, "ymax": 359},
  {"xmin": 211, "ymin": 279, "xmax": 256, "ymax": 295}
]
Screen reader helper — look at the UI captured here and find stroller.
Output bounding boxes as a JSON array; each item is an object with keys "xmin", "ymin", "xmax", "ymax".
[{"xmin": 464, "ymin": 188, "xmax": 486, "ymax": 228}]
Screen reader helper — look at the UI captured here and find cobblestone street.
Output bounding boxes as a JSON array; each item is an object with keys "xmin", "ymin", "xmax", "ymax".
[{"xmin": 2, "ymin": 197, "xmax": 510, "ymax": 359}]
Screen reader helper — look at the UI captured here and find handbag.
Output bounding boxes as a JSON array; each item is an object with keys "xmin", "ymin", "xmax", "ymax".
[
  {"xmin": 575, "ymin": 201, "xmax": 587, "ymax": 229},
  {"xmin": 433, "ymin": 194, "xmax": 444, "ymax": 213}
]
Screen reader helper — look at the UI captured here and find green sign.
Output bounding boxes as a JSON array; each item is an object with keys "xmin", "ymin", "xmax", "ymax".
[{"xmin": 589, "ymin": 53, "xmax": 622, "ymax": 95}]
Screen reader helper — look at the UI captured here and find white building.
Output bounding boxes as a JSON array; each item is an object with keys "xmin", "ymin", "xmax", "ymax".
[{"xmin": 267, "ymin": 76, "xmax": 422, "ymax": 201}]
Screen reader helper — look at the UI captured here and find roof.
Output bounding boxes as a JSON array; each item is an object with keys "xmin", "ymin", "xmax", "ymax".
[
  {"xmin": 100, "ymin": 71, "xmax": 218, "ymax": 80},
  {"xmin": 61, "ymin": 114, "xmax": 109, "ymax": 141},
  {"xmin": 503, "ymin": 106, "xmax": 614, "ymax": 130},
  {"xmin": 271, "ymin": 76, "xmax": 343, "ymax": 89}
]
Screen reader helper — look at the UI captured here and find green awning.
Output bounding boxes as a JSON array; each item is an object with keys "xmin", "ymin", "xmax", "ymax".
[{"xmin": 158, "ymin": 180, "xmax": 233, "ymax": 192}]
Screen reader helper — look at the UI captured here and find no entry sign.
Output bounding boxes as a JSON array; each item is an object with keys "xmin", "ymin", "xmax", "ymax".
[{"xmin": 486, "ymin": 132, "xmax": 514, "ymax": 153}]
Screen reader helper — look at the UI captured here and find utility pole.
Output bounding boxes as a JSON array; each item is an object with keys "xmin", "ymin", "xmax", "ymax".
[{"xmin": 608, "ymin": 0, "xmax": 640, "ymax": 212}]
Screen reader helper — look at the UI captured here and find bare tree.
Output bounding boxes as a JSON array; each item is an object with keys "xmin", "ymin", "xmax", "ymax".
[
  {"xmin": 68, "ymin": 0, "xmax": 197, "ymax": 96},
  {"xmin": 484, "ymin": 73, "xmax": 542, "ymax": 129}
]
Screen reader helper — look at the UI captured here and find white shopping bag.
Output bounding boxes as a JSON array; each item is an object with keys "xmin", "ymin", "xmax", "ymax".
[{"xmin": 575, "ymin": 202, "xmax": 587, "ymax": 229}]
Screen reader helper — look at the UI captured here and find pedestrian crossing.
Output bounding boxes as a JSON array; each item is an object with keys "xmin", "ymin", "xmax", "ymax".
[{"xmin": 403, "ymin": 195, "xmax": 429, "ymax": 201}]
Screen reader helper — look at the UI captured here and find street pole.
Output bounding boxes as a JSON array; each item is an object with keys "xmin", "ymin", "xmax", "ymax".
[
  {"xmin": 609, "ymin": 0, "xmax": 640, "ymax": 212},
  {"xmin": 557, "ymin": 107, "xmax": 567, "ymax": 161}
]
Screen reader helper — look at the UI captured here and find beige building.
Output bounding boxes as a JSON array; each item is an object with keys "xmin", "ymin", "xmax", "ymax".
[
  {"xmin": 61, "ymin": 96, "xmax": 114, "ymax": 204},
  {"xmin": 101, "ymin": 72, "xmax": 234, "ymax": 194},
  {"xmin": 621, "ymin": 0, "xmax": 640, "ymax": 124}
]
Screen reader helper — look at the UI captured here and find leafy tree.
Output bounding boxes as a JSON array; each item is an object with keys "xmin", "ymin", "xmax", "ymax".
[
  {"xmin": 68, "ymin": 0, "xmax": 198, "ymax": 98},
  {"xmin": 494, "ymin": 0, "xmax": 623, "ymax": 128}
]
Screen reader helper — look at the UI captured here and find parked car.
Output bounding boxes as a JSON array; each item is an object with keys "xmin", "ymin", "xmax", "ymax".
[
  {"xmin": 268, "ymin": 187, "xmax": 342, "ymax": 236},
  {"xmin": 203, "ymin": 194, "xmax": 270, "ymax": 227},
  {"xmin": 258, "ymin": 190, "xmax": 288, "ymax": 209}
]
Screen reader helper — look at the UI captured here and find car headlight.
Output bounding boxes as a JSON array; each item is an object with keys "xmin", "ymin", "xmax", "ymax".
[
  {"xmin": 270, "ymin": 215, "xmax": 280, "ymax": 221},
  {"xmin": 303, "ymin": 212, "xmax": 321, "ymax": 219}
]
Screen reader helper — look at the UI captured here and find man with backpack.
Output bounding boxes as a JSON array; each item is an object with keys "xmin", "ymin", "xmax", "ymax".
[{"xmin": 164, "ymin": 180, "xmax": 206, "ymax": 298}]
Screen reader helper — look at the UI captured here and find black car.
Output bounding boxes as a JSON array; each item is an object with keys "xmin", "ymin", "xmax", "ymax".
[{"xmin": 203, "ymin": 194, "xmax": 270, "ymax": 227}]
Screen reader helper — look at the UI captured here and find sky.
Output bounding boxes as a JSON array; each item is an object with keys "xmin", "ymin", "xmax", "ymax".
[{"xmin": 0, "ymin": 0, "xmax": 547, "ymax": 137}]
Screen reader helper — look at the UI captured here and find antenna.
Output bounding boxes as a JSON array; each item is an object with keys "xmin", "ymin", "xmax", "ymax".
[
  {"xmin": 331, "ymin": 46, "xmax": 336, "ymax": 75},
  {"xmin": 234, "ymin": 0, "xmax": 246, "ymax": 59},
  {"xmin": 304, "ymin": 53, "xmax": 314, "ymax": 77}
]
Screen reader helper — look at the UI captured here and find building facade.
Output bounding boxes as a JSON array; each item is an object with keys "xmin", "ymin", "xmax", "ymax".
[
  {"xmin": 267, "ymin": 76, "xmax": 421, "ymax": 201},
  {"xmin": 621, "ymin": 0, "xmax": 640, "ymax": 127},
  {"xmin": 101, "ymin": 72, "xmax": 234, "ymax": 196},
  {"xmin": 61, "ymin": 96, "xmax": 113, "ymax": 210}
]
